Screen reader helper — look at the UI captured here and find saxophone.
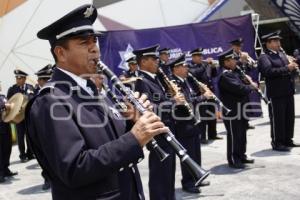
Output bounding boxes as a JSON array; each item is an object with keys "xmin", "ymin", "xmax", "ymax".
[{"xmin": 156, "ymin": 67, "xmax": 201, "ymax": 125}]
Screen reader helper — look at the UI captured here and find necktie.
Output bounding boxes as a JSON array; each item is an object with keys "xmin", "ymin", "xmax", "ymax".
[
  {"xmin": 86, "ymin": 79, "xmax": 99, "ymax": 96},
  {"xmin": 154, "ymin": 75, "xmax": 165, "ymax": 92}
]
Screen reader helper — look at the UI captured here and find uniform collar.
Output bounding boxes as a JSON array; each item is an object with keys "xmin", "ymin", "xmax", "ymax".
[
  {"xmin": 267, "ymin": 48, "xmax": 278, "ymax": 54},
  {"xmin": 139, "ymin": 70, "xmax": 156, "ymax": 79},
  {"xmin": 174, "ymin": 75, "xmax": 184, "ymax": 82},
  {"xmin": 56, "ymin": 67, "xmax": 93, "ymax": 96}
]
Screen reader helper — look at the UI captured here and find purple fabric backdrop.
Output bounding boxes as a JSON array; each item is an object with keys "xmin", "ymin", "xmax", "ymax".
[{"xmin": 99, "ymin": 14, "xmax": 262, "ymax": 116}]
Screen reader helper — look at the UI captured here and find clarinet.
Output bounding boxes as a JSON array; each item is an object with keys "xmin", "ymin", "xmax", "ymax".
[
  {"xmin": 98, "ymin": 61, "xmax": 210, "ymax": 187},
  {"xmin": 156, "ymin": 67, "xmax": 201, "ymax": 125},
  {"xmin": 188, "ymin": 72, "xmax": 231, "ymax": 115},
  {"xmin": 101, "ymin": 83, "xmax": 169, "ymax": 162},
  {"xmin": 235, "ymin": 66, "xmax": 270, "ymax": 104},
  {"xmin": 280, "ymin": 47, "xmax": 300, "ymax": 76}
]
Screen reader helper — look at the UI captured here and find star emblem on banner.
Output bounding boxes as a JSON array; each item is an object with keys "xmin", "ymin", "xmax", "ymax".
[{"xmin": 118, "ymin": 44, "xmax": 134, "ymax": 70}]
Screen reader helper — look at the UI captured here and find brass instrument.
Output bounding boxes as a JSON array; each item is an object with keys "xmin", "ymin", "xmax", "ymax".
[
  {"xmin": 1, "ymin": 93, "xmax": 28, "ymax": 123},
  {"xmin": 188, "ymin": 72, "xmax": 231, "ymax": 114},
  {"xmin": 156, "ymin": 67, "xmax": 201, "ymax": 125},
  {"xmin": 120, "ymin": 76, "xmax": 142, "ymax": 84},
  {"xmin": 281, "ymin": 48, "xmax": 300, "ymax": 75},
  {"xmin": 241, "ymin": 52, "xmax": 257, "ymax": 68},
  {"xmin": 202, "ymin": 58, "xmax": 219, "ymax": 67}
]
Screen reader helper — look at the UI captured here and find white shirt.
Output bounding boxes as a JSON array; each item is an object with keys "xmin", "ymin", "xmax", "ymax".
[
  {"xmin": 267, "ymin": 48, "xmax": 278, "ymax": 54},
  {"xmin": 174, "ymin": 75, "xmax": 184, "ymax": 82},
  {"xmin": 140, "ymin": 70, "xmax": 156, "ymax": 79},
  {"xmin": 57, "ymin": 67, "xmax": 94, "ymax": 96}
]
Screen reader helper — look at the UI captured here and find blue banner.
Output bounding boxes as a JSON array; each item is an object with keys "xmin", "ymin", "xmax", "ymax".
[
  {"xmin": 99, "ymin": 14, "xmax": 262, "ymax": 117},
  {"xmin": 99, "ymin": 14, "xmax": 255, "ymax": 74}
]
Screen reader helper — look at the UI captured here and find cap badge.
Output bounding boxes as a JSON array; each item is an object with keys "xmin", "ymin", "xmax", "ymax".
[{"xmin": 84, "ymin": 6, "xmax": 94, "ymax": 18}]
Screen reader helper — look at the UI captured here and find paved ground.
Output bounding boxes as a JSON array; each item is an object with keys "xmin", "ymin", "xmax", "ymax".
[{"xmin": 0, "ymin": 94, "xmax": 299, "ymax": 200}]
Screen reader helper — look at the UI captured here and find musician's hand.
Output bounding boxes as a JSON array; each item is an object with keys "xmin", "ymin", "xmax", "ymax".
[
  {"xmin": 174, "ymin": 93, "xmax": 186, "ymax": 105},
  {"xmin": 206, "ymin": 57, "xmax": 213, "ymax": 65},
  {"xmin": 122, "ymin": 92, "xmax": 153, "ymax": 122},
  {"xmin": 245, "ymin": 75, "xmax": 253, "ymax": 82},
  {"xmin": 131, "ymin": 111, "xmax": 169, "ymax": 146},
  {"xmin": 203, "ymin": 91, "xmax": 214, "ymax": 99},
  {"xmin": 119, "ymin": 75, "xmax": 126, "ymax": 81},
  {"xmin": 240, "ymin": 52, "xmax": 248, "ymax": 63},
  {"xmin": 4, "ymin": 103, "xmax": 11, "ymax": 110},
  {"xmin": 250, "ymin": 82, "xmax": 258, "ymax": 89},
  {"xmin": 288, "ymin": 62, "xmax": 298, "ymax": 71}
]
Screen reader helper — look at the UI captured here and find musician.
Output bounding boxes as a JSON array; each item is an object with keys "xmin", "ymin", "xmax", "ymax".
[
  {"xmin": 0, "ymin": 88, "xmax": 17, "ymax": 183},
  {"xmin": 34, "ymin": 65, "xmax": 53, "ymax": 190},
  {"xmin": 188, "ymin": 48, "xmax": 221, "ymax": 143},
  {"xmin": 169, "ymin": 54, "xmax": 211, "ymax": 193},
  {"xmin": 218, "ymin": 48, "xmax": 256, "ymax": 169},
  {"xmin": 258, "ymin": 30, "xmax": 300, "ymax": 151},
  {"xmin": 133, "ymin": 45, "xmax": 185, "ymax": 200},
  {"xmin": 34, "ymin": 64, "xmax": 53, "ymax": 95},
  {"xmin": 293, "ymin": 48, "xmax": 300, "ymax": 66},
  {"xmin": 7, "ymin": 69, "xmax": 34, "ymax": 162},
  {"xmin": 25, "ymin": 5, "xmax": 168, "ymax": 199},
  {"xmin": 121, "ymin": 53, "xmax": 139, "ymax": 78},
  {"xmin": 230, "ymin": 38, "xmax": 256, "ymax": 129},
  {"xmin": 158, "ymin": 47, "xmax": 171, "ymax": 76}
]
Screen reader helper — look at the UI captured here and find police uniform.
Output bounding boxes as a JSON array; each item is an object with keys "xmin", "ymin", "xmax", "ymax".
[
  {"xmin": 159, "ymin": 48, "xmax": 172, "ymax": 76},
  {"xmin": 0, "ymin": 94, "xmax": 17, "ymax": 182},
  {"xmin": 34, "ymin": 64, "xmax": 53, "ymax": 190},
  {"xmin": 169, "ymin": 55, "xmax": 207, "ymax": 193},
  {"xmin": 25, "ymin": 5, "xmax": 145, "ymax": 200},
  {"xmin": 188, "ymin": 48, "xmax": 219, "ymax": 141},
  {"xmin": 133, "ymin": 45, "xmax": 176, "ymax": 200},
  {"xmin": 218, "ymin": 48, "xmax": 255, "ymax": 168},
  {"xmin": 230, "ymin": 38, "xmax": 256, "ymax": 130},
  {"xmin": 34, "ymin": 64, "xmax": 53, "ymax": 96},
  {"xmin": 7, "ymin": 69, "xmax": 34, "ymax": 161},
  {"xmin": 122, "ymin": 54, "xmax": 139, "ymax": 78},
  {"xmin": 258, "ymin": 31, "xmax": 298, "ymax": 151},
  {"xmin": 230, "ymin": 38, "xmax": 252, "ymax": 72}
]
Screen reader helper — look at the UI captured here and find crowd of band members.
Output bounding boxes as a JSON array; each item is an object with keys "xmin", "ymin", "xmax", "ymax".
[{"xmin": 0, "ymin": 4, "xmax": 299, "ymax": 200}]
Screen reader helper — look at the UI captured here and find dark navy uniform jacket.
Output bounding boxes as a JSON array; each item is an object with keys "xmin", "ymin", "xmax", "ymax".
[
  {"xmin": 122, "ymin": 70, "xmax": 139, "ymax": 78},
  {"xmin": 188, "ymin": 62, "xmax": 217, "ymax": 90},
  {"xmin": 7, "ymin": 83, "xmax": 34, "ymax": 99},
  {"xmin": 218, "ymin": 69, "xmax": 253, "ymax": 117},
  {"xmin": 159, "ymin": 61, "xmax": 171, "ymax": 77},
  {"xmin": 25, "ymin": 68, "xmax": 145, "ymax": 200},
  {"xmin": 134, "ymin": 70, "xmax": 175, "ymax": 145},
  {"xmin": 258, "ymin": 49, "xmax": 295, "ymax": 98},
  {"xmin": 171, "ymin": 75, "xmax": 204, "ymax": 138},
  {"xmin": 0, "ymin": 94, "xmax": 6, "ymax": 113}
]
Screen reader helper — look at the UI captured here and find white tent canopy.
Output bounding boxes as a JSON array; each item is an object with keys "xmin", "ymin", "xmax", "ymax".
[{"xmin": 0, "ymin": 0, "xmax": 214, "ymax": 93}]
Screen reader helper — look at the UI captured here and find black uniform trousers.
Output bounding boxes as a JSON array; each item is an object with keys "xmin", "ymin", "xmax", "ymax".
[
  {"xmin": 149, "ymin": 141, "xmax": 176, "ymax": 200},
  {"xmin": 176, "ymin": 133, "xmax": 201, "ymax": 188},
  {"xmin": 0, "ymin": 122, "xmax": 12, "ymax": 176},
  {"xmin": 199, "ymin": 103, "xmax": 217, "ymax": 140},
  {"xmin": 223, "ymin": 118, "xmax": 247, "ymax": 165},
  {"xmin": 268, "ymin": 95, "xmax": 295, "ymax": 146},
  {"xmin": 135, "ymin": 71, "xmax": 177, "ymax": 200},
  {"xmin": 16, "ymin": 120, "xmax": 33, "ymax": 159}
]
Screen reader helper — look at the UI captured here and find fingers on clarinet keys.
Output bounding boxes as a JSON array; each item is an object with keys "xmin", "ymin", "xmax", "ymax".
[
  {"xmin": 288, "ymin": 63, "xmax": 298, "ymax": 71},
  {"xmin": 131, "ymin": 112, "xmax": 168, "ymax": 146}
]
